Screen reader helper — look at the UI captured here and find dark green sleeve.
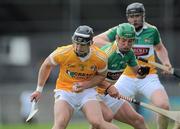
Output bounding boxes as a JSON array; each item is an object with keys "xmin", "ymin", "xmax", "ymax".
[
  {"xmin": 153, "ymin": 27, "xmax": 161, "ymax": 45},
  {"xmin": 107, "ymin": 26, "xmax": 118, "ymax": 42},
  {"xmin": 127, "ymin": 50, "xmax": 138, "ymax": 67}
]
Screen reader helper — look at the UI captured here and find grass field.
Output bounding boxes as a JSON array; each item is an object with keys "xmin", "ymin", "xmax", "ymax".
[{"xmin": 0, "ymin": 121, "xmax": 174, "ymax": 129}]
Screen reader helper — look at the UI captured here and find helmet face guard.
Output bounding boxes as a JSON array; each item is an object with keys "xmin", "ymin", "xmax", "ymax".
[
  {"xmin": 72, "ymin": 33, "xmax": 92, "ymax": 45},
  {"xmin": 126, "ymin": 3, "xmax": 145, "ymax": 31},
  {"xmin": 72, "ymin": 25, "xmax": 94, "ymax": 45},
  {"xmin": 126, "ymin": 2, "xmax": 145, "ymax": 17},
  {"xmin": 72, "ymin": 25, "xmax": 94, "ymax": 57}
]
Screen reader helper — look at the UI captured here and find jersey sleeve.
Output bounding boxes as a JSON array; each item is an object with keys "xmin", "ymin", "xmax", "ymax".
[
  {"xmin": 100, "ymin": 43, "xmax": 112, "ymax": 53},
  {"xmin": 153, "ymin": 27, "xmax": 162, "ymax": 45},
  {"xmin": 127, "ymin": 50, "xmax": 138, "ymax": 67},
  {"xmin": 95, "ymin": 51, "xmax": 108, "ymax": 74},
  {"xmin": 49, "ymin": 47, "xmax": 67, "ymax": 65},
  {"xmin": 107, "ymin": 26, "xmax": 118, "ymax": 42}
]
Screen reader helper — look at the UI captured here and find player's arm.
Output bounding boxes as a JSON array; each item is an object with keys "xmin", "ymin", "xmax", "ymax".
[
  {"xmin": 37, "ymin": 56, "xmax": 55, "ymax": 89},
  {"xmin": 99, "ymin": 80, "xmax": 120, "ymax": 98},
  {"xmin": 30, "ymin": 56, "xmax": 56, "ymax": 102},
  {"xmin": 87, "ymin": 71, "xmax": 107, "ymax": 88},
  {"xmin": 93, "ymin": 31, "xmax": 111, "ymax": 48},
  {"xmin": 154, "ymin": 42, "xmax": 172, "ymax": 68},
  {"xmin": 153, "ymin": 27, "xmax": 172, "ymax": 72},
  {"xmin": 93, "ymin": 26, "xmax": 117, "ymax": 48},
  {"xmin": 73, "ymin": 69, "xmax": 107, "ymax": 92},
  {"xmin": 73, "ymin": 53, "xmax": 108, "ymax": 92}
]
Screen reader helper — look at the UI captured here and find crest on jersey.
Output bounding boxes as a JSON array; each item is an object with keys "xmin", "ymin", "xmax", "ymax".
[
  {"xmin": 90, "ymin": 65, "xmax": 97, "ymax": 71},
  {"xmin": 79, "ymin": 64, "xmax": 85, "ymax": 71},
  {"xmin": 144, "ymin": 38, "xmax": 152, "ymax": 43}
]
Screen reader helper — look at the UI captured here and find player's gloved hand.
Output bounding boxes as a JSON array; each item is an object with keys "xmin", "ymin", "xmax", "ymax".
[
  {"xmin": 104, "ymin": 85, "xmax": 119, "ymax": 98},
  {"xmin": 136, "ymin": 66, "xmax": 150, "ymax": 79},
  {"xmin": 30, "ymin": 91, "xmax": 41, "ymax": 102}
]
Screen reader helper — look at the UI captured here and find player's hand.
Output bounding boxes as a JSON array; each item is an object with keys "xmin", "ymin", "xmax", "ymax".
[
  {"xmin": 72, "ymin": 82, "xmax": 84, "ymax": 93},
  {"xmin": 30, "ymin": 91, "xmax": 41, "ymax": 102},
  {"xmin": 105, "ymin": 85, "xmax": 119, "ymax": 98},
  {"xmin": 162, "ymin": 64, "xmax": 172, "ymax": 75},
  {"xmin": 136, "ymin": 66, "xmax": 150, "ymax": 79}
]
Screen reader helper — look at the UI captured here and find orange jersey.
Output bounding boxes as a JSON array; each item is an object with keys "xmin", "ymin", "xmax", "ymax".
[{"xmin": 50, "ymin": 44, "xmax": 107, "ymax": 91}]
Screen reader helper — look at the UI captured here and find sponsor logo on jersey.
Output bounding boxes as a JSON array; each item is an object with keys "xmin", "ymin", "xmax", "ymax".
[
  {"xmin": 132, "ymin": 47, "xmax": 149, "ymax": 56},
  {"xmin": 66, "ymin": 70, "xmax": 94, "ymax": 79}
]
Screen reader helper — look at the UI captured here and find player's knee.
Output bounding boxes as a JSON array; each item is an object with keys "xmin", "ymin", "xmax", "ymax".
[
  {"xmin": 53, "ymin": 118, "xmax": 68, "ymax": 129},
  {"xmin": 90, "ymin": 121, "xmax": 101, "ymax": 129},
  {"xmin": 156, "ymin": 102, "xmax": 170, "ymax": 110},
  {"xmin": 89, "ymin": 118, "xmax": 103, "ymax": 129},
  {"xmin": 133, "ymin": 115, "xmax": 145, "ymax": 127},
  {"xmin": 103, "ymin": 111, "xmax": 113, "ymax": 122}
]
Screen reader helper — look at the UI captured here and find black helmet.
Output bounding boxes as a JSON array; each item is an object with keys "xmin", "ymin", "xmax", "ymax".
[
  {"xmin": 72, "ymin": 25, "xmax": 94, "ymax": 45},
  {"xmin": 126, "ymin": 2, "xmax": 145, "ymax": 17}
]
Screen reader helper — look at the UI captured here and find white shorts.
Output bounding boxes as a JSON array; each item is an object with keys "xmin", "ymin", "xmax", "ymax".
[
  {"xmin": 98, "ymin": 94, "xmax": 125, "ymax": 114},
  {"xmin": 115, "ymin": 74, "xmax": 165, "ymax": 99},
  {"xmin": 54, "ymin": 88, "xmax": 98, "ymax": 110}
]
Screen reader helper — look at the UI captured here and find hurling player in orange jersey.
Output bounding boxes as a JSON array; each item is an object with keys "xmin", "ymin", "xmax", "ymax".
[{"xmin": 30, "ymin": 25, "xmax": 121, "ymax": 129}]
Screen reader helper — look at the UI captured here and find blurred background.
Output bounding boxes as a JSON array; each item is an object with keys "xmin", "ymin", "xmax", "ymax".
[{"xmin": 0, "ymin": 0, "xmax": 180, "ymax": 125}]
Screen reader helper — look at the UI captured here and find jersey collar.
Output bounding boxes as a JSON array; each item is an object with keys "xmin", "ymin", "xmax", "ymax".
[
  {"xmin": 78, "ymin": 47, "xmax": 92, "ymax": 62},
  {"xmin": 115, "ymin": 41, "xmax": 124, "ymax": 57},
  {"xmin": 136, "ymin": 22, "xmax": 148, "ymax": 36}
]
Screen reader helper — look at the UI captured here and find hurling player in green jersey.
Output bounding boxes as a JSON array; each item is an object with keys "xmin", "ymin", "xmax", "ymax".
[
  {"xmin": 94, "ymin": 2, "xmax": 172, "ymax": 129},
  {"xmin": 91, "ymin": 23, "xmax": 150, "ymax": 129}
]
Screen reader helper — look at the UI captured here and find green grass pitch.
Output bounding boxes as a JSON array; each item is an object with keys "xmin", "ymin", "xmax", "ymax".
[{"xmin": 0, "ymin": 121, "xmax": 174, "ymax": 129}]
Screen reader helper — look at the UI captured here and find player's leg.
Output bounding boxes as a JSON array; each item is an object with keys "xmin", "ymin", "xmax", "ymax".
[
  {"xmin": 151, "ymin": 89, "xmax": 169, "ymax": 129},
  {"xmin": 52, "ymin": 91, "xmax": 75, "ymax": 129},
  {"xmin": 52, "ymin": 100, "xmax": 74, "ymax": 129},
  {"xmin": 173, "ymin": 122, "xmax": 180, "ymax": 129},
  {"xmin": 82, "ymin": 100, "xmax": 120, "ymax": 129},
  {"xmin": 94, "ymin": 94, "xmax": 148, "ymax": 129},
  {"xmin": 139, "ymin": 74, "xmax": 170, "ymax": 129},
  {"xmin": 100, "ymin": 101, "xmax": 114, "ymax": 122},
  {"xmin": 114, "ymin": 101, "xmax": 149, "ymax": 129},
  {"xmin": 89, "ymin": 101, "xmax": 114, "ymax": 129},
  {"xmin": 114, "ymin": 75, "xmax": 137, "ymax": 96},
  {"xmin": 114, "ymin": 75, "xmax": 148, "ymax": 129}
]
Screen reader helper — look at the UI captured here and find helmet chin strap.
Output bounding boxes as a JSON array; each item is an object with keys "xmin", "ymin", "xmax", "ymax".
[
  {"xmin": 119, "ymin": 49, "xmax": 128, "ymax": 55},
  {"xmin": 74, "ymin": 49, "xmax": 90, "ymax": 57},
  {"xmin": 75, "ymin": 52, "xmax": 88, "ymax": 57},
  {"xmin": 135, "ymin": 25, "xmax": 143, "ymax": 32}
]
